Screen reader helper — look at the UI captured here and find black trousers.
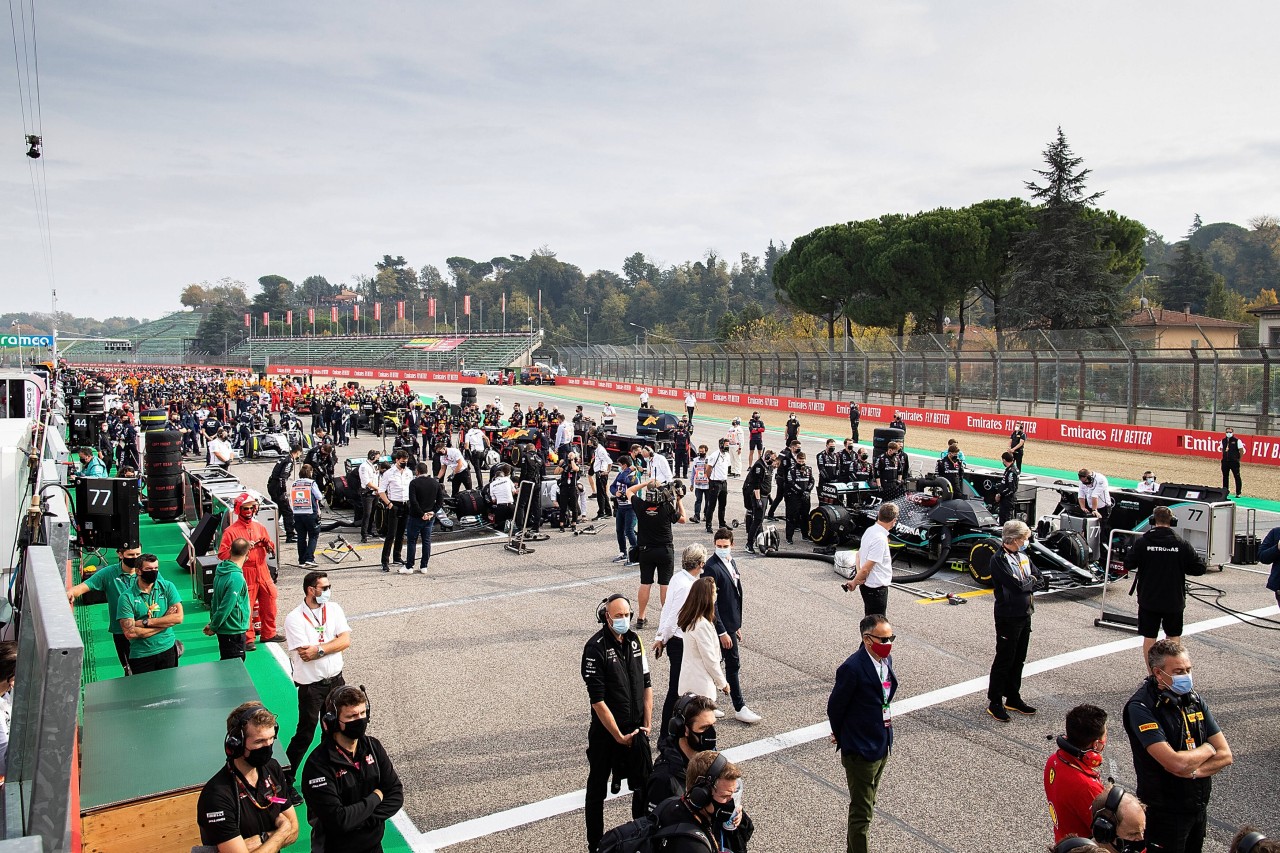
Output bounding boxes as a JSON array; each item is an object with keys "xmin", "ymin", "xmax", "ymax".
[
  {"xmin": 860, "ymin": 584, "xmax": 889, "ymax": 617},
  {"xmin": 988, "ymin": 616, "xmax": 1032, "ymax": 704},
  {"xmin": 743, "ymin": 492, "xmax": 764, "ymax": 550},
  {"xmin": 723, "ymin": 631, "xmax": 743, "ymax": 711},
  {"xmin": 451, "ymin": 469, "xmax": 473, "ymax": 497},
  {"xmin": 785, "ymin": 494, "xmax": 811, "ymax": 542},
  {"xmin": 112, "ymin": 633, "xmax": 132, "ymax": 675},
  {"xmin": 1144, "ymin": 805, "xmax": 1207, "ymax": 853},
  {"xmin": 269, "ymin": 485, "xmax": 295, "ymax": 540},
  {"xmin": 767, "ymin": 482, "xmax": 787, "ymax": 517},
  {"xmin": 586, "ymin": 728, "xmax": 646, "ymax": 852},
  {"xmin": 381, "ymin": 501, "xmax": 408, "ymax": 566},
  {"xmin": 850, "ymin": 421, "xmax": 859, "ymax": 443},
  {"xmin": 360, "ymin": 490, "xmax": 377, "ymax": 540},
  {"xmin": 469, "ymin": 451, "xmax": 488, "ymax": 486},
  {"xmin": 997, "ymin": 497, "xmax": 1015, "ymax": 525},
  {"xmin": 286, "ymin": 674, "xmax": 345, "ymax": 774},
  {"xmin": 217, "ymin": 633, "xmax": 246, "ymax": 661},
  {"xmin": 704, "ymin": 481, "xmax": 727, "ymax": 532},
  {"xmin": 1221, "ymin": 459, "xmax": 1242, "ymax": 495},
  {"xmin": 594, "ymin": 473, "xmax": 611, "ymax": 517},
  {"xmin": 130, "ymin": 644, "xmax": 179, "ymax": 674},
  {"xmin": 674, "ymin": 453, "xmax": 689, "ymax": 479},
  {"xmin": 658, "ymin": 637, "xmax": 685, "ymax": 739}
]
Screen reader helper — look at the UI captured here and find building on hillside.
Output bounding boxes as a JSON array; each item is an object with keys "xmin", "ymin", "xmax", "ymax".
[
  {"xmin": 327, "ymin": 289, "xmax": 361, "ymax": 305},
  {"xmin": 1247, "ymin": 304, "xmax": 1280, "ymax": 347},
  {"xmin": 1120, "ymin": 305, "xmax": 1248, "ymax": 350}
]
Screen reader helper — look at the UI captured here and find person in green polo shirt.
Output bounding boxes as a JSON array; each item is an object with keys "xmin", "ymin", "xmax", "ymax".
[
  {"xmin": 204, "ymin": 537, "xmax": 251, "ymax": 660},
  {"xmin": 115, "ymin": 553, "xmax": 184, "ymax": 674},
  {"xmin": 68, "ymin": 543, "xmax": 141, "ymax": 676}
]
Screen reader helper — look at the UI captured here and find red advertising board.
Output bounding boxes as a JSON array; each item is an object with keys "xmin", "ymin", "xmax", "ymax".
[{"xmin": 555, "ymin": 376, "xmax": 1280, "ymax": 468}]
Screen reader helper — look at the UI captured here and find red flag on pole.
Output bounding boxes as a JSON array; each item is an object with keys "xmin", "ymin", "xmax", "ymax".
[
  {"xmin": 244, "ymin": 313, "xmax": 251, "ymax": 328},
  {"xmin": 286, "ymin": 310, "xmax": 293, "ymax": 326},
  {"xmin": 397, "ymin": 301, "xmax": 405, "ymax": 320},
  {"xmin": 374, "ymin": 302, "xmax": 381, "ymax": 321},
  {"xmin": 464, "ymin": 295, "xmax": 472, "ymax": 316},
  {"xmin": 263, "ymin": 311, "xmax": 270, "ymax": 326},
  {"xmin": 428, "ymin": 298, "xmax": 436, "ymax": 318},
  {"xmin": 501, "ymin": 293, "xmax": 506, "ymax": 311},
  {"xmin": 331, "ymin": 306, "xmax": 338, "ymax": 323},
  {"xmin": 353, "ymin": 303, "xmax": 360, "ymax": 322},
  {"xmin": 308, "ymin": 307, "xmax": 315, "ymax": 325}
]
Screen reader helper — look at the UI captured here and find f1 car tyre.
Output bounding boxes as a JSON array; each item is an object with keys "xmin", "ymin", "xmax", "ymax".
[
  {"xmin": 808, "ymin": 504, "xmax": 851, "ymax": 548},
  {"xmin": 1045, "ymin": 529, "xmax": 1089, "ymax": 569},
  {"xmin": 966, "ymin": 536, "xmax": 1002, "ymax": 587}
]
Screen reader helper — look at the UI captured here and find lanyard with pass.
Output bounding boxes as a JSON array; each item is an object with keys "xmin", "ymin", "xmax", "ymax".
[{"xmin": 879, "ymin": 660, "xmax": 892, "ymax": 726}]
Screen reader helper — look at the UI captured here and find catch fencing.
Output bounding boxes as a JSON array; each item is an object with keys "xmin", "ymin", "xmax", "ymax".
[{"xmin": 554, "ymin": 327, "xmax": 1280, "ymax": 435}]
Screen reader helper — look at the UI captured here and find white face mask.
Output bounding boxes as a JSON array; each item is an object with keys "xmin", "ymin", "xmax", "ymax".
[{"xmin": 714, "ymin": 547, "xmax": 732, "ymax": 563}]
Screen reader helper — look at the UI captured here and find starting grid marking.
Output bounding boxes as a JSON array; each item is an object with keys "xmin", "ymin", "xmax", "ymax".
[{"xmin": 367, "ymin": 604, "xmax": 1276, "ymax": 851}]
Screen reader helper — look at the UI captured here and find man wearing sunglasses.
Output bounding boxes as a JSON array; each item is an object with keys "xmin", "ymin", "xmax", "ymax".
[
  {"xmin": 282, "ymin": 570, "xmax": 351, "ymax": 804},
  {"xmin": 828, "ymin": 614, "xmax": 898, "ymax": 853}
]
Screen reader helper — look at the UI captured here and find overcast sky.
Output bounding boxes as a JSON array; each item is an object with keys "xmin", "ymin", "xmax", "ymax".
[{"xmin": 3, "ymin": 1, "xmax": 1277, "ymax": 321}]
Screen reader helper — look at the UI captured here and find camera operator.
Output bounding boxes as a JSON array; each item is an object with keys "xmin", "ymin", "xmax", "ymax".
[{"xmin": 627, "ymin": 476, "xmax": 686, "ymax": 630}]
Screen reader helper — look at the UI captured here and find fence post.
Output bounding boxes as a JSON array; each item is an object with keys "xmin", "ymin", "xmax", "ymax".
[
  {"xmin": 1076, "ymin": 350, "xmax": 1087, "ymax": 421},
  {"xmin": 1259, "ymin": 347, "xmax": 1272, "ymax": 436},
  {"xmin": 1189, "ymin": 347, "xmax": 1202, "ymax": 430}
]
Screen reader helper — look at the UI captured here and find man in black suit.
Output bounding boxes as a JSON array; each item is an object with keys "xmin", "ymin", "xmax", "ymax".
[{"xmin": 702, "ymin": 527, "xmax": 762, "ymax": 725}]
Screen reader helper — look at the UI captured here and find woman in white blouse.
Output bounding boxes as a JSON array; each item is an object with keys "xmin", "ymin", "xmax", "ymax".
[{"xmin": 676, "ymin": 576, "xmax": 730, "ymax": 702}]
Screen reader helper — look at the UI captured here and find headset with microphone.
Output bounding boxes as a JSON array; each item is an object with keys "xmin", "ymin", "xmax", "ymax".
[
  {"xmin": 668, "ymin": 692, "xmax": 699, "ymax": 740},
  {"xmin": 1237, "ymin": 831, "xmax": 1269, "ymax": 853},
  {"xmin": 1051, "ymin": 838, "xmax": 1097, "ymax": 853},
  {"xmin": 1056, "ymin": 734, "xmax": 1104, "ymax": 771},
  {"xmin": 685, "ymin": 752, "xmax": 728, "ymax": 812},
  {"xmin": 596, "ymin": 593, "xmax": 631, "ymax": 625},
  {"xmin": 1090, "ymin": 785, "xmax": 1127, "ymax": 846},
  {"xmin": 321, "ymin": 684, "xmax": 372, "ymax": 732},
  {"xmin": 224, "ymin": 704, "xmax": 279, "ymax": 760}
]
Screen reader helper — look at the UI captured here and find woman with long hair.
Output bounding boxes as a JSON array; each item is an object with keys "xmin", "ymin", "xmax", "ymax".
[{"xmin": 677, "ymin": 576, "xmax": 729, "ymax": 701}]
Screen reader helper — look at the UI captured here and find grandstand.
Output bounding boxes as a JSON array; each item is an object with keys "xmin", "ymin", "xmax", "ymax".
[
  {"xmin": 59, "ymin": 310, "xmax": 205, "ymax": 363},
  {"xmin": 226, "ymin": 331, "xmax": 538, "ymax": 370}
]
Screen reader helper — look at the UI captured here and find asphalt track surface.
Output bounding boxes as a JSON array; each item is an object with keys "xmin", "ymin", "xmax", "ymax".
[{"xmin": 227, "ymin": 383, "xmax": 1280, "ymax": 853}]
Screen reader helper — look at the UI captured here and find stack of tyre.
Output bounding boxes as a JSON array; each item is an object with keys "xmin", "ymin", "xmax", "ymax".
[{"xmin": 144, "ymin": 430, "xmax": 186, "ymax": 521}]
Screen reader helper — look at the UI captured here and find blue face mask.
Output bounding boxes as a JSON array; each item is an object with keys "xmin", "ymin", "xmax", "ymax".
[
  {"xmin": 316, "ymin": 590, "xmax": 331, "ymax": 606},
  {"xmin": 1165, "ymin": 671, "xmax": 1193, "ymax": 695},
  {"xmin": 714, "ymin": 547, "xmax": 732, "ymax": 563},
  {"xmin": 611, "ymin": 616, "xmax": 631, "ymax": 635},
  {"xmin": 1017, "ymin": 541, "xmax": 1029, "ymax": 552}
]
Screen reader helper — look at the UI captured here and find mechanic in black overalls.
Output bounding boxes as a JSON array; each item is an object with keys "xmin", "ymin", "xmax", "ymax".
[
  {"xmin": 784, "ymin": 451, "xmax": 814, "ymax": 545},
  {"xmin": 873, "ymin": 441, "xmax": 909, "ymax": 500}
]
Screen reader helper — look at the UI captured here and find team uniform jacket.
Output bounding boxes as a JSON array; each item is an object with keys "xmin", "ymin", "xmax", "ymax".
[
  {"xmin": 1123, "ymin": 677, "xmax": 1221, "ymax": 810},
  {"xmin": 1043, "ymin": 748, "xmax": 1105, "ymax": 843},
  {"xmin": 873, "ymin": 453, "xmax": 909, "ymax": 488},
  {"xmin": 998, "ymin": 464, "xmax": 1019, "ymax": 501},
  {"xmin": 301, "ymin": 734, "xmax": 404, "ymax": 853},
  {"xmin": 1124, "ymin": 526, "xmax": 1207, "ymax": 612},
  {"xmin": 748, "ymin": 416, "xmax": 766, "ymax": 445},
  {"xmin": 742, "ymin": 459, "xmax": 774, "ymax": 499},
  {"xmin": 786, "ymin": 464, "xmax": 814, "ymax": 496},
  {"xmin": 816, "ymin": 450, "xmax": 840, "ymax": 484},
  {"xmin": 991, "ymin": 548, "xmax": 1040, "ymax": 620},
  {"xmin": 581, "ymin": 627, "xmax": 651, "ymax": 738}
]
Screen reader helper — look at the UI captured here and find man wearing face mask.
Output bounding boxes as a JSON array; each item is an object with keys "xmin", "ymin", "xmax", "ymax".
[
  {"xmin": 115, "ymin": 554, "xmax": 184, "ymax": 673},
  {"xmin": 204, "ymin": 537, "xmax": 251, "ymax": 661},
  {"xmin": 1076, "ymin": 469, "xmax": 1113, "ymax": 544},
  {"xmin": 1082, "ymin": 785, "xmax": 1149, "ymax": 853},
  {"xmin": 219, "ymin": 494, "xmax": 280, "ymax": 647},
  {"xmin": 197, "ymin": 702, "xmax": 300, "ymax": 853},
  {"xmin": 648, "ymin": 750, "xmax": 753, "ymax": 852},
  {"xmin": 1123, "ymin": 639, "xmax": 1233, "ymax": 853},
  {"xmin": 1045, "ymin": 704, "xmax": 1110, "ymax": 843},
  {"xmin": 379, "ymin": 450, "xmax": 413, "ymax": 572},
  {"xmin": 582, "ymin": 593, "xmax": 652, "ymax": 853},
  {"xmin": 302, "ymin": 685, "xmax": 403, "ymax": 853},
  {"xmin": 1135, "ymin": 471, "xmax": 1160, "ymax": 494},
  {"xmin": 986, "ymin": 520, "xmax": 1041, "ymax": 723},
  {"xmin": 67, "ymin": 542, "xmax": 142, "ymax": 675},
  {"xmin": 703, "ymin": 528, "xmax": 761, "ymax": 725},
  {"xmin": 646, "ymin": 693, "xmax": 719, "ymax": 810},
  {"xmin": 742, "ymin": 451, "xmax": 777, "ymax": 555},
  {"xmin": 283, "ymin": 570, "xmax": 351, "ymax": 802},
  {"xmin": 828, "ymin": 614, "xmax": 898, "ymax": 853},
  {"xmin": 1220, "ymin": 428, "xmax": 1244, "ymax": 497}
]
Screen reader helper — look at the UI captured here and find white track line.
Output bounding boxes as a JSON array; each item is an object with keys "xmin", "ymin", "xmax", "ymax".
[
  {"xmin": 347, "ymin": 572, "xmax": 635, "ymax": 622},
  {"xmin": 415, "ymin": 604, "xmax": 1279, "ymax": 849}
]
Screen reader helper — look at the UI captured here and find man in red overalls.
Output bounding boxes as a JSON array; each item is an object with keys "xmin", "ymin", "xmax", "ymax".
[{"xmin": 218, "ymin": 493, "xmax": 279, "ymax": 650}]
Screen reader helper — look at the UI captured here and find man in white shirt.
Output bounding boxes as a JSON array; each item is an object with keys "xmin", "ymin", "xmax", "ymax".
[
  {"xmin": 1136, "ymin": 471, "xmax": 1160, "ymax": 494},
  {"xmin": 725, "ymin": 419, "xmax": 745, "ymax": 477},
  {"xmin": 357, "ymin": 450, "xmax": 382, "ymax": 544},
  {"xmin": 843, "ymin": 503, "xmax": 897, "ymax": 617},
  {"xmin": 282, "ymin": 570, "xmax": 351, "ymax": 796},
  {"xmin": 379, "ymin": 450, "xmax": 414, "ymax": 571},
  {"xmin": 435, "ymin": 441, "xmax": 472, "ymax": 497},
  {"xmin": 488, "ymin": 464, "xmax": 516, "ymax": 531},
  {"xmin": 684, "ymin": 391, "xmax": 697, "ymax": 422},
  {"xmin": 554, "ymin": 418, "xmax": 573, "ymax": 453},
  {"xmin": 464, "ymin": 424, "xmax": 489, "ymax": 487},
  {"xmin": 639, "ymin": 390, "xmax": 650, "ymax": 408},
  {"xmin": 590, "ymin": 440, "xmax": 613, "ymax": 520},
  {"xmin": 493, "ymin": 396, "xmax": 504, "ymax": 416},
  {"xmin": 702, "ymin": 439, "xmax": 731, "ymax": 534},
  {"xmin": 645, "ymin": 445, "xmax": 674, "ymax": 485},
  {"xmin": 652, "ymin": 543, "xmax": 709, "ymax": 734},
  {"xmin": 601, "ymin": 402, "xmax": 616, "ymax": 426},
  {"xmin": 1077, "ymin": 468, "xmax": 1114, "ymax": 545},
  {"xmin": 207, "ymin": 428, "xmax": 233, "ymax": 470}
]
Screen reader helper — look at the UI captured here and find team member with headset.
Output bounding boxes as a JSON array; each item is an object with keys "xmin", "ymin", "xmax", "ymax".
[
  {"xmin": 1076, "ymin": 468, "xmax": 1114, "ymax": 543},
  {"xmin": 1124, "ymin": 506, "xmax": 1206, "ymax": 668},
  {"xmin": 301, "ymin": 685, "xmax": 403, "ymax": 853},
  {"xmin": 1044, "ymin": 704, "xmax": 1110, "ymax": 843},
  {"xmin": 1231, "ymin": 828, "xmax": 1278, "ymax": 853},
  {"xmin": 828, "ymin": 613, "xmax": 898, "ymax": 853},
  {"xmin": 628, "ymin": 476, "xmax": 686, "ymax": 630},
  {"xmin": 1122, "ymin": 638, "xmax": 1233, "ymax": 853},
  {"xmin": 741, "ymin": 450, "xmax": 777, "ymax": 555},
  {"xmin": 1051, "ymin": 786, "xmax": 1149, "ymax": 853},
  {"xmin": 196, "ymin": 701, "xmax": 300, "ymax": 853},
  {"xmin": 992, "ymin": 451, "xmax": 1020, "ymax": 524},
  {"xmin": 648, "ymin": 751, "xmax": 753, "ymax": 852},
  {"xmin": 581, "ymin": 593, "xmax": 653, "ymax": 853},
  {"xmin": 646, "ymin": 693, "xmax": 720, "ymax": 810}
]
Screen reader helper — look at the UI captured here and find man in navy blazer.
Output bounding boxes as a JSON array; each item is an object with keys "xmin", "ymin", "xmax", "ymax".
[
  {"xmin": 703, "ymin": 527, "xmax": 762, "ymax": 725},
  {"xmin": 828, "ymin": 614, "xmax": 898, "ymax": 853}
]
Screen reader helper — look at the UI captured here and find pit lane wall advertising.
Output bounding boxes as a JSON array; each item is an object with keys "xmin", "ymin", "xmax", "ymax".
[{"xmin": 557, "ymin": 376, "xmax": 1280, "ymax": 469}]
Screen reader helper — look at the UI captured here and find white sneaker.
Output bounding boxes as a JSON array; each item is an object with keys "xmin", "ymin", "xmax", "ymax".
[
  {"xmin": 397, "ymin": 566, "xmax": 414, "ymax": 574},
  {"xmin": 713, "ymin": 708, "xmax": 726, "ymax": 719},
  {"xmin": 735, "ymin": 706, "xmax": 762, "ymax": 724},
  {"xmin": 611, "ymin": 553, "xmax": 626, "ymax": 563}
]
